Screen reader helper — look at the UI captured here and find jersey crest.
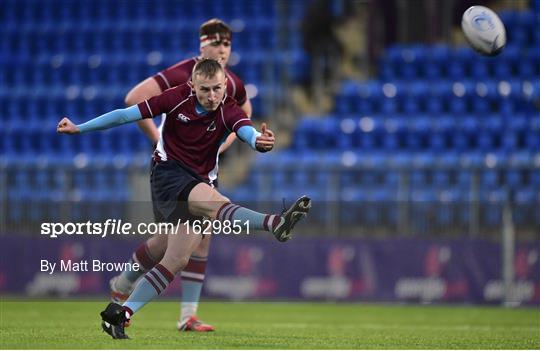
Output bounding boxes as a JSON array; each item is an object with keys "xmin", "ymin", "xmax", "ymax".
[{"xmin": 177, "ymin": 113, "xmax": 190, "ymax": 123}]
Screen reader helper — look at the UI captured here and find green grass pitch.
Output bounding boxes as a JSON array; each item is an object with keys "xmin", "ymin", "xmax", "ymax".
[{"xmin": 1, "ymin": 300, "xmax": 538, "ymax": 349}]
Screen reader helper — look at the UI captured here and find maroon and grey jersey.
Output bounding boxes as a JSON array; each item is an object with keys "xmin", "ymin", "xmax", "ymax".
[
  {"xmin": 152, "ymin": 57, "xmax": 248, "ymax": 106},
  {"xmin": 137, "ymin": 84, "xmax": 252, "ymax": 183}
]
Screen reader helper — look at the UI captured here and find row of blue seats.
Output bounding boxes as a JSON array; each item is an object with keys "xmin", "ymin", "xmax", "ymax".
[
  {"xmin": 3, "ymin": 46, "xmax": 305, "ymax": 80},
  {"xmin": 246, "ymin": 168, "xmax": 540, "ymax": 190},
  {"xmin": 1, "ymin": 127, "xmax": 152, "ymax": 156},
  {"xmin": 382, "ymin": 43, "xmax": 540, "ymax": 64},
  {"xmin": 293, "ymin": 131, "xmax": 540, "ymax": 152},
  {"xmin": 302, "ymin": 115, "xmax": 540, "ymax": 134},
  {"xmin": 9, "ymin": 192, "xmax": 536, "ymax": 228},
  {"xmin": 1, "ymin": 18, "xmax": 280, "ymax": 39},
  {"xmin": 0, "ymin": 86, "xmax": 267, "ymax": 124},
  {"xmin": 226, "ymin": 185, "xmax": 540, "ymax": 228},
  {"xmin": 4, "ymin": 174, "xmax": 538, "ymax": 227},
  {"xmin": 0, "ymin": 19, "xmax": 278, "ymax": 36},
  {"xmin": 8, "ymin": 169, "xmax": 129, "ymax": 190},
  {"xmin": 3, "ymin": 123, "xmax": 539, "ymax": 155},
  {"xmin": 1, "ymin": 48, "xmax": 295, "ymax": 67},
  {"xmin": 498, "ymin": 9, "xmax": 540, "ymax": 24},
  {"xmin": 243, "ymin": 164, "xmax": 540, "ymax": 197},
  {"xmin": 7, "ymin": 182, "xmax": 538, "ymax": 207},
  {"xmin": 2, "ymin": 27, "xmax": 279, "ymax": 53},
  {"xmin": 299, "ymin": 114, "xmax": 540, "ymax": 132},
  {"xmin": 3, "ymin": 43, "xmax": 284, "ymax": 65},
  {"xmin": 2, "ymin": 60, "xmax": 277, "ymax": 87},
  {"xmin": 380, "ymin": 53, "xmax": 540, "ymax": 80},
  {"xmin": 11, "ymin": 78, "xmax": 534, "ymax": 107},
  {"xmin": 2, "ymin": 97, "xmax": 126, "ymax": 124},
  {"xmin": 1, "ymin": 0, "xmax": 277, "ymax": 22},
  {"xmin": 0, "ymin": 152, "xmax": 151, "ymax": 170},
  {"xmin": 335, "ymin": 94, "xmax": 534, "ymax": 115},
  {"xmin": 256, "ymin": 186, "xmax": 540, "ymax": 205},
  {"xmin": 335, "ymin": 81, "xmax": 539, "ymax": 115},
  {"xmin": 380, "ymin": 57, "xmax": 540, "ymax": 80},
  {"xmin": 339, "ymin": 79, "xmax": 540, "ymax": 99},
  {"xmin": 7, "ymin": 162, "xmax": 540, "ymax": 193},
  {"xmin": 6, "ymin": 190, "xmax": 129, "ymax": 223},
  {"xmin": 253, "ymin": 150, "xmax": 540, "ymax": 170},
  {"xmin": 2, "ymin": 63, "xmax": 157, "ymax": 87},
  {"xmin": 337, "ymin": 198, "xmax": 540, "ymax": 228},
  {"xmin": 6, "ymin": 166, "xmax": 538, "ymax": 203},
  {"xmin": 4, "ymin": 153, "xmax": 539, "ymax": 194}
]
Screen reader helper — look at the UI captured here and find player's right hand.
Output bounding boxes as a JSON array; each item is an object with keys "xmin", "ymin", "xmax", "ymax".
[{"xmin": 56, "ymin": 117, "xmax": 80, "ymax": 134}]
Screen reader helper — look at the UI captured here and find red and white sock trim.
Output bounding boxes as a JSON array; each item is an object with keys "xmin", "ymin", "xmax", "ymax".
[{"xmin": 217, "ymin": 203, "xmax": 240, "ymax": 222}]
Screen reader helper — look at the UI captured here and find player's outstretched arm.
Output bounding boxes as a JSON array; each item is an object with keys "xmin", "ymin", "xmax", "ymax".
[
  {"xmin": 56, "ymin": 105, "xmax": 142, "ymax": 135},
  {"xmin": 236, "ymin": 123, "xmax": 275, "ymax": 153}
]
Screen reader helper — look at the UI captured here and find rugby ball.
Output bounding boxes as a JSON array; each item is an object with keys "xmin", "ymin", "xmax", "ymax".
[{"xmin": 461, "ymin": 6, "xmax": 506, "ymax": 56}]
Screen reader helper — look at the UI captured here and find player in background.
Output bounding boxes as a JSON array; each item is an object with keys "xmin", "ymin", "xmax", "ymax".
[
  {"xmin": 110, "ymin": 19, "xmax": 251, "ymax": 332},
  {"xmin": 128, "ymin": 18, "xmax": 252, "ymax": 146},
  {"xmin": 57, "ymin": 59, "xmax": 312, "ymax": 339}
]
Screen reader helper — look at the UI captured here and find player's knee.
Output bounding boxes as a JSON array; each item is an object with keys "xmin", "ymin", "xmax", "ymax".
[
  {"xmin": 193, "ymin": 190, "xmax": 229, "ymax": 219},
  {"xmin": 209, "ymin": 190, "xmax": 229, "ymax": 209},
  {"xmin": 187, "ymin": 183, "xmax": 230, "ymax": 218}
]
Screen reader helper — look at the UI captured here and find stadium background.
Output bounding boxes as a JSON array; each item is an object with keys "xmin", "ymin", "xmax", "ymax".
[{"xmin": 1, "ymin": 0, "xmax": 539, "ymax": 307}]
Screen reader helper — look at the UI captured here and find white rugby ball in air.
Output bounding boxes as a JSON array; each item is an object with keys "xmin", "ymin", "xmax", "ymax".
[{"xmin": 461, "ymin": 5, "xmax": 506, "ymax": 56}]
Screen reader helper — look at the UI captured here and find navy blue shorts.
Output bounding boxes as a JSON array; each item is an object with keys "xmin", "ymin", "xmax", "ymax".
[{"xmin": 150, "ymin": 160, "xmax": 205, "ymax": 223}]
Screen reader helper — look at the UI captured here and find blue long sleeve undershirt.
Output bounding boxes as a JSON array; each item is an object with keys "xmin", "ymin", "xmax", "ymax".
[
  {"xmin": 237, "ymin": 126, "xmax": 261, "ymax": 150},
  {"xmin": 77, "ymin": 105, "xmax": 142, "ymax": 133},
  {"xmin": 76, "ymin": 105, "xmax": 262, "ymax": 151}
]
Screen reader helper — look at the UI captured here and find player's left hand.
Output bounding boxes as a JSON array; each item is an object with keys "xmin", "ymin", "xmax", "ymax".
[
  {"xmin": 255, "ymin": 123, "xmax": 275, "ymax": 152},
  {"xmin": 56, "ymin": 117, "xmax": 80, "ymax": 134}
]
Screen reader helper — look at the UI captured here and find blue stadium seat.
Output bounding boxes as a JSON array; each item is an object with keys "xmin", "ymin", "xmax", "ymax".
[
  {"xmin": 509, "ymin": 27, "xmax": 529, "ymax": 48},
  {"xmin": 529, "ymin": 170, "xmax": 540, "ymax": 187},
  {"xmin": 505, "ymin": 169, "xmax": 524, "ymax": 189},
  {"xmin": 512, "ymin": 186, "xmax": 538, "ymax": 225},
  {"xmin": 480, "ymin": 170, "xmax": 500, "ymax": 189},
  {"xmin": 432, "ymin": 170, "xmax": 451, "ymax": 187},
  {"xmin": 533, "ymin": 0, "xmax": 540, "ymax": 12},
  {"xmin": 480, "ymin": 189, "xmax": 507, "ymax": 227}
]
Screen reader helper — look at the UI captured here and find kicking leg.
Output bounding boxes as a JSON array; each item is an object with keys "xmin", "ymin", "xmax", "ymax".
[{"xmin": 188, "ymin": 183, "xmax": 312, "ymax": 242}]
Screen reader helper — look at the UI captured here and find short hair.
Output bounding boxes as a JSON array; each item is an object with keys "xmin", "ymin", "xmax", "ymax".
[
  {"xmin": 192, "ymin": 58, "xmax": 224, "ymax": 80},
  {"xmin": 199, "ymin": 18, "xmax": 232, "ymax": 41}
]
